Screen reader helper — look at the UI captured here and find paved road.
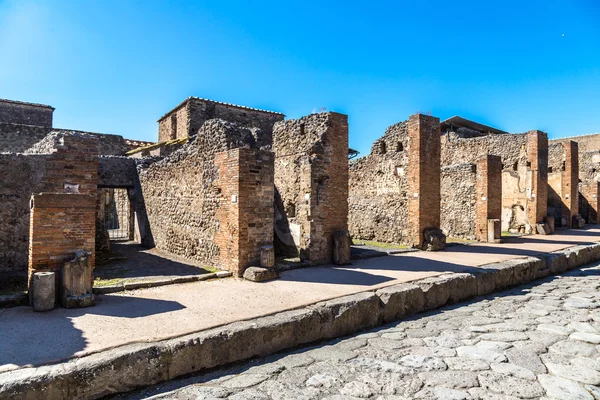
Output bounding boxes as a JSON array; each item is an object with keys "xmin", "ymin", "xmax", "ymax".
[{"xmin": 120, "ymin": 264, "xmax": 600, "ymax": 400}]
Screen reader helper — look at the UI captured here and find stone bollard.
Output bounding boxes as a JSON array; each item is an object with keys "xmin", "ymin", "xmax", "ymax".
[
  {"xmin": 487, "ymin": 219, "xmax": 501, "ymax": 243},
  {"xmin": 62, "ymin": 250, "xmax": 95, "ymax": 308},
  {"xmin": 423, "ymin": 228, "xmax": 446, "ymax": 251},
  {"xmin": 260, "ymin": 245, "xmax": 275, "ymax": 268},
  {"xmin": 32, "ymin": 272, "xmax": 55, "ymax": 312},
  {"xmin": 572, "ymin": 215, "xmax": 586, "ymax": 229},
  {"xmin": 544, "ymin": 216, "xmax": 555, "ymax": 233},
  {"xmin": 333, "ymin": 231, "xmax": 352, "ymax": 265},
  {"xmin": 536, "ymin": 223, "xmax": 552, "ymax": 235}
]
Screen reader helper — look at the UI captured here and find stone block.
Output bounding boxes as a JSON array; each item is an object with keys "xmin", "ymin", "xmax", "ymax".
[
  {"xmin": 417, "ymin": 273, "xmax": 476, "ymax": 310},
  {"xmin": 333, "ymin": 231, "xmax": 351, "ymax": 265},
  {"xmin": 487, "ymin": 219, "xmax": 501, "ymax": 243},
  {"xmin": 536, "ymin": 223, "xmax": 551, "ymax": 235},
  {"xmin": 376, "ymin": 283, "xmax": 425, "ymax": 323},
  {"xmin": 243, "ymin": 267, "xmax": 279, "ymax": 282},
  {"xmin": 470, "ymin": 268, "xmax": 497, "ymax": 296},
  {"xmin": 544, "ymin": 253, "xmax": 568, "ymax": 275},
  {"xmin": 572, "ymin": 214, "xmax": 586, "ymax": 229},
  {"xmin": 544, "ymin": 215, "xmax": 555, "ymax": 233},
  {"xmin": 62, "ymin": 250, "xmax": 95, "ymax": 309},
  {"xmin": 260, "ymin": 245, "xmax": 275, "ymax": 268},
  {"xmin": 312, "ymin": 292, "xmax": 383, "ymax": 339},
  {"xmin": 423, "ymin": 228, "xmax": 446, "ymax": 251},
  {"xmin": 32, "ymin": 272, "xmax": 55, "ymax": 312}
]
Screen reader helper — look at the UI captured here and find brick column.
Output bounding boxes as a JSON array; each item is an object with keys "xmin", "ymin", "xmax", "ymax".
[
  {"xmin": 580, "ymin": 182, "xmax": 600, "ymax": 223},
  {"xmin": 561, "ymin": 141, "xmax": 579, "ymax": 228},
  {"xmin": 526, "ymin": 130, "xmax": 548, "ymax": 232},
  {"xmin": 407, "ymin": 114, "xmax": 443, "ymax": 249},
  {"xmin": 476, "ymin": 155, "xmax": 502, "ymax": 242},
  {"xmin": 215, "ymin": 148, "xmax": 274, "ymax": 277}
]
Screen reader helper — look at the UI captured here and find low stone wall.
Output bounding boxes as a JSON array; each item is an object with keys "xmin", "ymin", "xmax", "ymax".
[{"xmin": 3, "ymin": 241, "xmax": 600, "ymax": 399}]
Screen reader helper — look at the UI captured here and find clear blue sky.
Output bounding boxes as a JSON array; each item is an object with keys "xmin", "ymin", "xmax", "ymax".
[{"xmin": 1, "ymin": 0, "xmax": 599, "ymax": 156}]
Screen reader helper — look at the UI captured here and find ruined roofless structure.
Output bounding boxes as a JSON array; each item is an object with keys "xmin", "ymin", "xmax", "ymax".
[{"xmin": 2, "ymin": 94, "xmax": 600, "ymax": 306}]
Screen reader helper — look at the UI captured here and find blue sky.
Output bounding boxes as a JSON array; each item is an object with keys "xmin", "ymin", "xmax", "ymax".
[{"xmin": 1, "ymin": 0, "xmax": 599, "ymax": 156}]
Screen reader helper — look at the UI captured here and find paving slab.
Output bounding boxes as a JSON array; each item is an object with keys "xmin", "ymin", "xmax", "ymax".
[{"xmin": 1, "ymin": 226, "xmax": 600, "ymax": 371}]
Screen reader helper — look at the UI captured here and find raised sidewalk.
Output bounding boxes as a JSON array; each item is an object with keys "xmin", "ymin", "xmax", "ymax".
[{"xmin": 1, "ymin": 227, "xmax": 600, "ymax": 399}]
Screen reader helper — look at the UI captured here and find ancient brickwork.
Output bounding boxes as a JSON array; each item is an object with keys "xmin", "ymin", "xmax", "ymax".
[
  {"xmin": 475, "ymin": 155, "xmax": 502, "ymax": 241},
  {"xmin": 440, "ymin": 163, "xmax": 476, "ymax": 239},
  {"xmin": 407, "ymin": 114, "xmax": 442, "ymax": 249},
  {"xmin": 349, "ymin": 122, "xmax": 409, "ymax": 243},
  {"xmin": 579, "ymin": 182, "xmax": 600, "ymax": 223},
  {"xmin": 0, "ymin": 99, "xmax": 54, "ymax": 127},
  {"xmin": 0, "ymin": 133, "xmax": 99, "ymax": 275},
  {"xmin": 214, "ymin": 149, "xmax": 274, "ymax": 276},
  {"xmin": 273, "ymin": 112, "xmax": 348, "ymax": 263},
  {"xmin": 158, "ymin": 97, "xmax": 284, "ymax": 144},
  {"xmin": 526, "ymin": 131, "xmax": 549, "ymax": 230},
  {"xmin": 28, "ymin": 193, "xmax": 96, "ymax": 300},
  {"xmin": 138, "ymin": 119, "xmax": 273, "ymax": 270},
  {"xmin": 548, "ymin": 141, "xmax": 579, "ymax": 228}
]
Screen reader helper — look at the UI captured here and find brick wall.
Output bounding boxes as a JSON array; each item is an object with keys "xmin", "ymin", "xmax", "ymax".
[
  {"xmin": 273, "ymin": 112, "xmax": 348, "ymax": 263},
  {"xmin": 28, "ymin": 193, "xmax": 96, "ymax": 299},
  {"xmin": 0, "ymin": 100, "xmax": 53, "ymax": 127},
  {"xmin": 214, "ymin": 149, "xmax": 274, "ymax": 276},
  {"xmin": 549, "ymin": 141, "xmax": 579, "ymax": 228},
  {"xmin": 476, "ymin": 155, "xmax": 502, "ymax": 241},
  {"xmin": 407, "ymin": 114, "xmax": 442, "ymax": 249},
  {"xmin": 526, "ymin": 130, "xmax": 549, "ymax": 231}
]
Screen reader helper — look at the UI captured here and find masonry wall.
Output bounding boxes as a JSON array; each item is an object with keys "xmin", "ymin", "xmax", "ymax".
[
  {"xmin": 0, "ymin": 133, "xmax": 99, "ymax": 276},
  {"xmin": 580, "ymin": 182, "xmax": 600, "ymax": 224},
  {"xmin": 475, "ymin": 155, "xmax": 502, "ymax": 241},
  {"xmin": 440, "ymin": 163, "xmax": 476, "ymax": 239},
  {"xmin": 0, "ymin": 123, "xmax": 51, "ymax": 153},
  {"xmin": 214, "ymin": 149, "xmax": 274, "ymax": 276},
  {"xmin": 548, "ymin": 141, "xmax": 579, "ymax": 227},
  {"xmin": 0, "ymin": 101, "xmax": 53, "ymax": 127},
  {"xmin": 28, "ymin": 193, "xmax": 96, "ymax": 297},
  {"xmin": 158, "ymin": 98, "xmax": 284, "ymax": 144},
  {"xmin": 273, "ymin": 112, "xmax": 348, "ymax": 263},
  {"xmin": 349, "ymin": 122, "xmax": 409, "ymax": 243},
  {"xmin": 138, "ymin": 119, "xmax": 272, "ymax": 270}
]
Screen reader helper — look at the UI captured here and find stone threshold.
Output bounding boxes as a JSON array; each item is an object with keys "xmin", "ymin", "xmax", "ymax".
[
  {"xmin": 1, "ymin": 242, "xmax": 599, "ymax": 399},
  {"xmin": 92, "ymin": 270, "xmax": 233, "ymax": 294}
]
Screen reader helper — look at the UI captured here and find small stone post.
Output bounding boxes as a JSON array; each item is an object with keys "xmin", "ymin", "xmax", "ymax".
[
  {"xmin": 260, "ymin": 245, "xmax": 275, "ymax": 268},
  {"xmin": 62, "ymin": 250, "xmax": 95, "ymax": 308},
  {"xmin": 333, "ymin": 231, "xmax": 351, "ymax": 265},
  {"xmin": 487, "ymin": 219, "xmax": 501, "ymax": 243},
  {"xmin": 32, "ymin": 272, "xmax": 55, "ymax": 312}
]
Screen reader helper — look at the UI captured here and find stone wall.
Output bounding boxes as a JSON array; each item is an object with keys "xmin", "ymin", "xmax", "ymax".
[
  {"xmin": 0, "ymin": 99, "xmax": 53, "ymax": 127},
  {"xmin": 349, "ymin": 121, "xmax": 408, "ymax": 243},
  {"xmin": 138, "ymin": 119, "xmax": 274, "ymax": 272},
  {"xmin": 98, "ymin": 156, "xmax": 138, "ymax": 188},
  {"xmin": 0, "ymin": 133, "xmax": 99, "ymax": 276},
  {"xmin": 274, "ymin": 112, "xmax": 349, "ymax": 263},
  {"xmin": 547, "ymin": 141, "xmax": 579, "ymax": 227},
  {"xmin": 158, "ymin": 97, "xmax": 284, "ymax": 144},
  {"xmin": 475, "ymin": 155, "xmax": 502, "ymax": 241},
  {"xmin": 440, "ymin": 163, "xmax": 476, "ymax": 239},
  {"xmin": 580, "ymin": 182, "xmax": 600, "ymax": 224},
  {"xmin": 0, "ymin": 123, "xmax": 51, "ymax": 153}
]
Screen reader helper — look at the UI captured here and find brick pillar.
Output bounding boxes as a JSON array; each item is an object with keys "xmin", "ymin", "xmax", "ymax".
[
  {"xmin": 407, "ymin": 114, "xmax": 443, "ymax": 249},
  {"xmin": 561, "ymin": 141, "xmax": 579, "ymax": 228},
  {"xmin": 526, "ymin": 130, "xmax": 548, "ymax": 232},
  {"xmin": 215, "ymin": 148, "xmax": 274, "ymax": 277},
  {"xmin": 476, "ymin": 155, "xmax": 502, "ymax": 242},
  {"xmin": 580, "ymin": 182, "xmax": 600, "ymax": 224}
]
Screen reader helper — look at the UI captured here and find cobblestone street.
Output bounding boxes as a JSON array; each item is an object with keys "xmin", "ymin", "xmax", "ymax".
[{"xmin": 124, "ymin": 264, "xmax": 600, "ymax": 400}]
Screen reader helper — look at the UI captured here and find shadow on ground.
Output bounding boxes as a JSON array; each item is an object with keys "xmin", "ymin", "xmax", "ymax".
[{"xmin": 0, "ymin": 295, "xmax": 185, "ymax": 369}]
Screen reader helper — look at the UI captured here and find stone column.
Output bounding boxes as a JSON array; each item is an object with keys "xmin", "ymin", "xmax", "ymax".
[
  {"xmin": 525, "ymin": 130, "xmax": 548, "ymax": 233},
  {"xmin": 476, "ymin": 155, "xmax": 502, "ymax": 242},
  {"xmin": 407, "ymin": 114, "xmax": 445, "ymax": 250},
  {"xmin": 561, "ymin": 141, "xmax": 579, "ymax": 228}
]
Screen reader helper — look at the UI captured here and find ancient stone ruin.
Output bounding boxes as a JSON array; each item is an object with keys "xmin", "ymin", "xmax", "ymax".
[{"xmin": 2, "ymin": 96, "xmax": 600, "ymax": 309}]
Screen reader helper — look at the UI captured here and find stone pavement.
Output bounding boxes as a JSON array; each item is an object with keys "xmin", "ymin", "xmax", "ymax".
[
  {"xmin": 121, "ymin": 264, "xmax": 600, "ymax": 400},
  {"xmin": 2, "ymin": 227, "xmax": 600, "ymax": 371}
]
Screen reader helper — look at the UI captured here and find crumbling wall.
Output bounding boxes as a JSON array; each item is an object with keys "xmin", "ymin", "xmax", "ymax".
[
  {"xmin": 0, "ymin": 100, "xmax": 53, "ymax": 127},
  {"xmin": 274, "ymin": 112, "xmax": 348, "ymax": 263},
  {"xmin": 349, "ymin": 122, "xmax": 408, "ymax": 243},
  {"xmin": 441, "ymin": 163, "xmax": 476, "ymax": 239},
  {"xmin": 158, "ymin": 98, "xmax": 284, "ymax": 144},
  {"xmin": 138, "ymin": 119, "xmax": 273, "ymax": 272},
  {"xmin": 0, "ymin": 123, "xmax": 51, "ymax": 153}
]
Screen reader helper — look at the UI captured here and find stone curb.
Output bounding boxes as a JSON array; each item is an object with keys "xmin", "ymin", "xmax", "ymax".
[
  {"xmin": 2, "ymin": 242, "xmax": 600, "ymax": 400},
  {"xmin": 92, "ymin": 271, "xmax": 233, "ymax": 294},
  {"xmin": 0, "ymin": 292, "xmax": 28, "ymax": 309}
]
